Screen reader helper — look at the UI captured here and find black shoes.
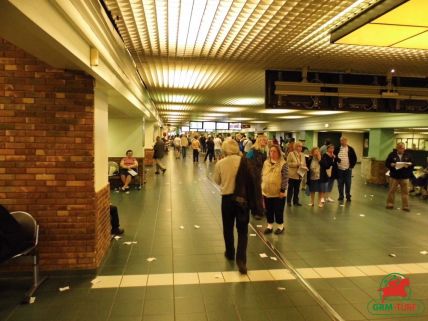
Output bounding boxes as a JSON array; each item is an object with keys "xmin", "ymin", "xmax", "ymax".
[
  {"xmin": 264, "ymin": 228, "xmax": 273, "ymax": 235},
  {"xmin": 236, "ymin": 260, "xmax": 247, "ymax": 274},
  {"xmin": 162, "ymin": 168, "xmax": 167, "ymax": 174},
  {"xmin": 155, "ymin": 171, "xmax": 160, "ymax": 175},
  {"xmin": 224, "ymin": 252, "xmax": 234, "ymax": 260},
  {"xmin": 111, "ymin": 228, "xmax": 124, "ymax": 235}
]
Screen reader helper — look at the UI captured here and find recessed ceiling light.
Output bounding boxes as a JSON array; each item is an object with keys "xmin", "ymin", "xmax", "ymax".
[
  {"xmin": 277, "ymin": 115, "xmax": 309, "ymax": 119},
  {"xmin": 258, "ymin": 109, "xmax": 300, "ymax": 114},
  {"xmin": 304, "ymin": 111, "xmax": 347, "ymax": 116},
  {"xmin": 223, "ymin": 97, "xmax": 264, "ymax": 106},
  {"xmin": 208, "ymin": 107, "xmax": 247, "ymax": 112}
]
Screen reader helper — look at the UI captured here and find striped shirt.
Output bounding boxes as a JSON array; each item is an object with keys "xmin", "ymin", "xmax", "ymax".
[{"xmin": 338, "ymin": 146, "xmax": 350, "ymax": 170}]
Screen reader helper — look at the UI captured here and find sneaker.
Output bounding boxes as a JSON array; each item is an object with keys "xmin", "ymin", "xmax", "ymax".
[
  {"xmin": 320, "ymin": 197, "xmax": 325, "ymax": 203},
  {"xmin": 327, "ymin": 197, "xmax": 334, "ymax": 202},
  {"xmin": 318, "ymin": 203, "xmax": 324, "ymax": 208},
  {"xmin": 274, "ymin": 228, "xmax": 284, "ymax": 235},
  {"xmin": 111, "ymin": 228, "xmax": 124, "ymax": 235},
  {"xmin": 308, "ymin": 203, "xmax": 314, "ymax": 207},
  {"xmin": 264, "ymin": 227, "xmax": 273, "ymax": 235}
]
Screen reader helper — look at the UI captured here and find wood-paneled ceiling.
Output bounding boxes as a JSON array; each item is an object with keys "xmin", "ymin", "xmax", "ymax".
[{"xmin": 104, "ymin": 0, "xmax": 428, "ymax": 126}]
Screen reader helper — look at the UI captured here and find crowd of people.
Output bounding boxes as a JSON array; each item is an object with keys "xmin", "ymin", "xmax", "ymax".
[{"xmin": 112, "ymin": 133, "xmax": 422, "ymax": 275}]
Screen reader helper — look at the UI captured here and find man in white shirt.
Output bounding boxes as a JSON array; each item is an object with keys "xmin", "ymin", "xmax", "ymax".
[
  {"xmin": 334, "ymin": 137, "xmax": 357, "ymax": 202},
  {"xmin": 214, "ymin": 135, "xmax": 223, "ymax": 160},
  {"xmin": 213, "ymin": 140, "xmax": 248, "ymax": 274},
  {"xmin": 173, "ymin": 136, "xmax": 181, "ymax": 159}
]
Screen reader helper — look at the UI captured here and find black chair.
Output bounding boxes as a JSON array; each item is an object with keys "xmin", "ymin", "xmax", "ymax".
[{"xmin": 8, "ymin": 211, "xmax": 47, "ymax": 303}]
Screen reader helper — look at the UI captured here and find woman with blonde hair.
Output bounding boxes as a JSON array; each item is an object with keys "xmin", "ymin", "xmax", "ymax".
[
  {"xmin": 262, "ymin": 144, "xmax": 288, "ymax": 234},
  {"xmin": 286, "ymin": 141, "xmax": 307, "ymax": 206},
  {"xmin": 306, "ymin": 147, "xmax": 323, "ymax": 207},
  {"xmin": 246, "ymin": 133, "xmax": 268, "ymax": 219}
]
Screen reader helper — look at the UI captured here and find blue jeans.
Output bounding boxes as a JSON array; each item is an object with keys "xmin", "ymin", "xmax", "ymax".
[
  {"xmin": 337, "ymin": 169, "xmax": 352, "ymax": 200},
  {"xmin": 181, "ymin": 147, "xmax": 187, "ymax": 158}
]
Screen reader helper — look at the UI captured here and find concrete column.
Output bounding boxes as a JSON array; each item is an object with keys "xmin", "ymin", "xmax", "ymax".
[
  {"xmin": 368, "ymin": 128, "xmax": 394, "ymax": 160},
  {"xmin": 94, "ymin": 88, "xmax": 108, "ymax": 192},
  {"xmin": 298, "ymin": 131, "xmax": 314, "ymax": 149}
]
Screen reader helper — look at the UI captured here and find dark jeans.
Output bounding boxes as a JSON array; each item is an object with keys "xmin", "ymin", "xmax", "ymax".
[
  {"xmin": 110, "ymin": 205, "xmax": 120, "ymax": 231},
  {"xmin": 204, "ymin": 149, "xmax": 215, "ymax": 162},
  {"xmin": 337, "ymin": 168, "xmax": 352, "ymax": 200},
  {"xmin": 181, "ymin": 147, "xmax": 187, "ymax": 158},
  {"xmin": 264, "ymin": 197, "xmax": 285, "ymax": 224},
  {"xmin": 221, "ymin": 195, "xmax": 249, "ymax": 262},
  {"xmin": 288, "ymin": 178, "xmax": 302, "ymax": 204},
  {"xmin": 193, "ymin": 149, "xmax": 199, "ymax": 162}
]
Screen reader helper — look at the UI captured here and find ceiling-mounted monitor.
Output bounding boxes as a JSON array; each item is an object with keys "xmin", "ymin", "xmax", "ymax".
[
  {"xmin": 216, "ymin": 122, "xmax": 229, "ymax": 130},
  {"xmin": 229, "ymin": 123, "xmax": 241, "ymax": 130},
  {"xmin": 203, "ymin": 122, "xmax": 216, "ymax": 130},
  {"xmin": 189, "ymin": 121, "xmax": 203, "ymax": 129},
  {"xmin": 181, "ymin": 126, "xmax": 190, "ymax": 132}
]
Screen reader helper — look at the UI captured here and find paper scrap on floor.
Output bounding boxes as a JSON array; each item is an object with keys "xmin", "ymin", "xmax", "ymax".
[
  {"xmin": 147, "ymin": 257, "xmax": 156, "ymax": 262},
  {"xmin": 270, "ymin": 257, "xmax": 278, "ymax": 261},
  {"xmin": 29, "ymin": 297, "xmax": 36, "ymax": 304},
  {"xmin": 259, "ymin": 253, "xmax": 268, "ymax": 258},
  {"xmin": 194, "ymin": 225, "xmax": 200, "ymax": 229},
  {"xmin": 59, "ymin": 286, "xmax": 70, "ymax": 292}
]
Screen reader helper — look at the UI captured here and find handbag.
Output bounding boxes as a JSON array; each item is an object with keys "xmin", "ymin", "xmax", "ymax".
[{"xmin": 326, "ymin": 166, "xmax": 332, "ymax": 178}]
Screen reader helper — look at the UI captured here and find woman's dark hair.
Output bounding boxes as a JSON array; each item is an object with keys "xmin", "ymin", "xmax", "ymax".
[
  {"xmin": 269, "ymin": 144, "xmax": 282, "ymax": 157},
  {"xmin": 126, "ymin": 149, "xmax": 133, "ymax": 154}
]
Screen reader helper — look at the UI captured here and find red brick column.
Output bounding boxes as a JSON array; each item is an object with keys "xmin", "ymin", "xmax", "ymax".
[{"xmin": 0, "ymin": 38, "xmax": 111, "ymax": 271}]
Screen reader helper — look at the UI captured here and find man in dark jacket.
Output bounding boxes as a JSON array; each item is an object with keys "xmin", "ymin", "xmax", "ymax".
[
  {"xmin": 153, "ymin": 136, "xmax": 167, "ymax": 175},
  {"xmin": 385, "ymin": 143, "xmax": 414, "ymax": 211},
  {"xmin": 0, "ymin": 205, "xmax": 30, "ymax": 263},
  {"xmin": 334, "ymin": 136, "xmax": 357, "ymax": 202}
]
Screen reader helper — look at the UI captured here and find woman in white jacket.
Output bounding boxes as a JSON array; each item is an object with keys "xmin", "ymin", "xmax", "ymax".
[{"xmin": 262, "ymin": 145, "xmax": 289, "ymax": 234}]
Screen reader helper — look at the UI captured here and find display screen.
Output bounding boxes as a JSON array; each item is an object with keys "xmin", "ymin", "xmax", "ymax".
[
  {"xmin": 229, "ymin": 123, "xmax": 241, "ymax": 130},
  {"xmin": 203, "ymin": 122, "xmax": 216, "ymax": 130},
  {"xmin": 216, "ymin": 122, "xmax": 229, "ymax": 130},
  {"xmin": 189, "ymin": 121, "xmax": 203, "ymax": 129},
  {"xmin": 181, "ymin": 126, "xmax": 190, "ymax": 132}
]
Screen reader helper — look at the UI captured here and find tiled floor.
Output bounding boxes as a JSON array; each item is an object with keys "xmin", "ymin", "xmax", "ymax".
[{"xmin": 1, "ymin": 152, "xmax": 427, "ymax": 321}]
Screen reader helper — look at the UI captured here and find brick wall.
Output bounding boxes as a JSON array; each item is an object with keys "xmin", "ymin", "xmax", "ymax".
[
  {"xmin": 0, "ymin": 38, "xmax": 111, "ymax": 271},
  {"xmin": 95, "ymin": 185, "xmax": 110, "ymax": 267}
]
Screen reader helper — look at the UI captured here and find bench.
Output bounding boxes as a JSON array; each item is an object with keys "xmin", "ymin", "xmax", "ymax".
[
  {"xmin": 108, "ymin": 157, "xmax": 145, "ymax": 190},
  {"xmin": 1, "ymin": 211, "xmax": 47, "ymax": 304}
]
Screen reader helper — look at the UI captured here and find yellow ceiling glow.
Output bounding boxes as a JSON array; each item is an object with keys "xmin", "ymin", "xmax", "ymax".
[
  {"xmin": 336, "ymin": 24, "xmax": 427, "ymax": 47},
  {"xmin": 331, "ymin": 0, "xmax": 428, "ymax": 49},
  {"xmin": 258, "ymin": 109, "xmax": 299, "ymax": 114}
]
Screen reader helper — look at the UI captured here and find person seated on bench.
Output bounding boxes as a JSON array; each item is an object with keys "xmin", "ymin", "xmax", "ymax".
[
  {"xmin": 0, "ymin": 204, "xmax": 32, "ymax": 264},
  {"xmin": 119, "ymin": 149, "xmax": 138, "ymax": 191},
  {"xmin": 110, "ymin": 205, "xmax": 124, "ymax": 235}
]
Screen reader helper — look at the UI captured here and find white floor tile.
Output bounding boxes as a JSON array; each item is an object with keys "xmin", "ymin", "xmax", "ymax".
[
  {"xmin": 377, "ymin": 264, "xmax": 411, "ymax": 274},
  {"xmin": 91, "ymin": 276, "xmax": 122, "ymax": 289},
  {"xmin": 198, "ymin": 272, "xmax": 225, "ymax": 284},
  {"xmin": 120, "ymin": 274, "xmax": 148, "ymax": 287},
  {"xmin": 222, "ymin": 271, "xmax": 250, "ymax": 282},
  {"xmin": 356, "ymin": 265, "xmax": 385, "ymax": 276},
  {"xmin": 313, "ymin": 267, "xmax": 344, "ymax": 278},
  {"xmin": 296, "ymin": 268, "xmax": 322, "ymax": 279},
  {"xmin": 174, "ymin": 273, "xmax": 199, "ymax": 285},
  {"xmin": 335, "ymin": 266, "xmax": 366, "ymax": 277},
  {"xmin": 147, "ymin": 273, "xmax": 173, "ymax": 286},
  {"xmin": 397, "ymin": 263, "xmax": 428, "ymax": 274},
  {"xmin": 416, "ymin": 263, "xmax": 428, "ymax": 271},
  {"xmin": 247, "ymin": 270, "xmax": 274, "ymax": 282},
  {"xmin": 268, "ymin": 269, "xmax": 295, "ymax": 280}
]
